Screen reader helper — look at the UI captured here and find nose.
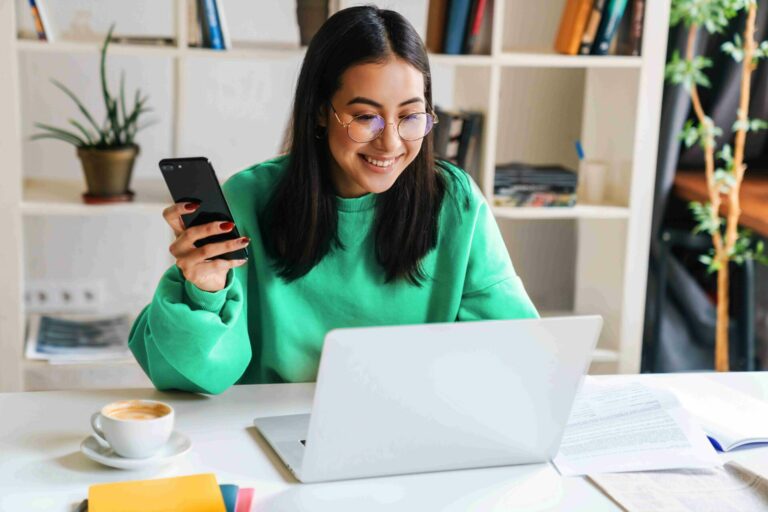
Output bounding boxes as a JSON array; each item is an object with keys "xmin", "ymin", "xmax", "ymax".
[{"xmin": 375, "ymin": 120, "xmax": 401, "ymax": 153}]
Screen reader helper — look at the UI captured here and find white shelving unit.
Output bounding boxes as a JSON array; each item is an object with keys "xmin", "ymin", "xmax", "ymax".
[{"xmin": 0, "ymin": 0, "xmax": 670, "ymax": 391}]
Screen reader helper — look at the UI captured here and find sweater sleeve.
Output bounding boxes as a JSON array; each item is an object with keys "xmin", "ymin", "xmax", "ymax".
[
  {"xmin": 457, "ymin": 197, "xmax": 539, "ymax": 321},
  {"xmin": 128, "ymin": 265, "xmax": 251, "ymax": 394}
]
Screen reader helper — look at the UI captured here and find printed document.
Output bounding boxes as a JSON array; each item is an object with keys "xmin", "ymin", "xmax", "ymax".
[
  {"xmin": 553, "ymin": 378, "xmax": 720, "ymax": 476},
  {"xmin": 590, "ymin": 461, "xmax": 768, "ymax": 512}
]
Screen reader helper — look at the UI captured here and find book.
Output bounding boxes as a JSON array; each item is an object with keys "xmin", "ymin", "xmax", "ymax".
[
  {"xmin": 235, "ymin": 488, "xmax": 255, "ymax": 512},
  {"xmin": 462, "ymin": 0, "xmax": 488, "ymax": 55},
  {"xmin": 456, "ymin": 111, "xmax": 484, "ymax": 182},
  {"xmin": 188, "ymin": 0, "xmax": 202, "ymax": 47},
  {"xmin": 433, "ymin": 106, "xmax": 463, "ymax": 163},
  {"xmin": 219, "ymin": 484, "xmax": 238, "ymax": 512},
  {"xmin": 425, "ymin": 0, "xmax": 449, "ymax": 53},
  {"xmin": 27, "ymin": 0, "xmax": 53, "ymax": 42},
  {"xmin": 663, "ymin": 375, "xmax": 768, "ymax": 452},
  {"xmin": 554, "ymin": 0, "xmax": 593, "ymax": 55},
  {"xmin": 579, "ymin": 0, "xmax": 606, "ymax": 55},
  {"xmin": 213, "ymin": 0, "xmax": 231, "ymax": 50},
  {"xmin": 625, "ymin": 0, "xmax": 645, "ymax": 55},
  {"xmin": 590, "ymin": 0, "xmax": 629, "ymax": 55},
  {"xmin": 467, "ymin": 0, "xmax": 493, "ymax": 55},
  {"xmin": 199, "ymin": 0, "xmax": 225, "ymax": 50},
  {"xmin": 88, "ymin": 473, "xmax": 226, "ymax": 512},
  {"xmin": 442, "ymin": 0, "xmax": 473, "ymax": 55}
]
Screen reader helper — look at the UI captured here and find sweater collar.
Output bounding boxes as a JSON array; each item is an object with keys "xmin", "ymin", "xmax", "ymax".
[{"xmin": 336, "ymin": 192, "xmax": 377, "ymax": 212}]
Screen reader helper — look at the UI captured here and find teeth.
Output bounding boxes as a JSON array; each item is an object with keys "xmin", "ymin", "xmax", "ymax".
[{"xmin": 363, "ymin": 155, "xmax": 395, "ymax": 167}]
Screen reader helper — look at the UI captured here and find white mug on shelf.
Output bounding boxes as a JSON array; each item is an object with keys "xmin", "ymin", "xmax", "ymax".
[
  {"xmin": 579, "ymin": 159, "xmax": 608, "ymax": 204},
  {"xmin": 90, "ymin": 399, "xmax": 174, "ymax": 458}
]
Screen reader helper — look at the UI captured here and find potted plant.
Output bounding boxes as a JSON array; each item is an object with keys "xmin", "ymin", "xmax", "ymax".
[
  {"xmin": 31, "ymin": 25, "xmax": 152, "ymax": 203},
  {"xmin": 665, "ymin": 0, "xmax": 768, "ymax": 371}
]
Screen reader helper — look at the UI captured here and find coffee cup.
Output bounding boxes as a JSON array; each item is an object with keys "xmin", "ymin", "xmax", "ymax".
[{"xmin": 90, "ymin": 399, "xmax": 174, "ymax": 459}]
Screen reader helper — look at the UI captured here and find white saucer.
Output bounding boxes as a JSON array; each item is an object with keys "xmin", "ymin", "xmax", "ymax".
[{"xmin": 80, "ymin": 431, "xmax": 192, "ymax": 470}]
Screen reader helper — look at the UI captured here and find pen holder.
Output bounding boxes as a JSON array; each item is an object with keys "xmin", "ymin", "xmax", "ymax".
[{"xmin": 579, "ymin": 160, "xmax": 608, "ymax": 204}]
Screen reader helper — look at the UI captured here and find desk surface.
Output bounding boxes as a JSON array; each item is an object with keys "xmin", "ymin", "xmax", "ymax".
[
  {"xmin": 674, "ymin": 171, "xmax": 768, "ymax": 237},
  {"xmin": 2, "ymin": 373, "xmax": 768, "ymax": 511}
]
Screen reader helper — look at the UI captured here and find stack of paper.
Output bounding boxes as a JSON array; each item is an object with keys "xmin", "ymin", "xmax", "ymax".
[{"xmin": 553, "ymin": 379, "xmax": 720, "ymax": 476}]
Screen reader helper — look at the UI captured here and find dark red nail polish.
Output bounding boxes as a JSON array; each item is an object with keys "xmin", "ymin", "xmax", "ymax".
[
  {"xmin": 220, "ymin": 221, "xmax": 234, "ymax": 231},
  {"xmin": 240, "ymin": 237, "xmax": 250, "ymax": 244},
  {"xmin": 184, "ymin": 202, "xmax": 199, "ymax": 211}
]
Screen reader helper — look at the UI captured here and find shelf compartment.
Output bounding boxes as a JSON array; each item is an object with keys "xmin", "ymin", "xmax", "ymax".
[
  {"xmin": 497, "ymin": 50, "xmax": 641, "ymax": 69},
  {"xmin": 493, "ymin": 204, "xmax": 629, "ymax": 220},
  {"xmin": 23, "ymin": 358, "xmax": 151, "ymax": 391},
  {"xmin": 22, "ymin": 178, "xmax": 170, "ymax": 215}
]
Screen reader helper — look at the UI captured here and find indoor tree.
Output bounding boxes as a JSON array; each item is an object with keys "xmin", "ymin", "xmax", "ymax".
[{"xmin": 665, "ymin": 0, "xmax": 768, "ymax": 371}]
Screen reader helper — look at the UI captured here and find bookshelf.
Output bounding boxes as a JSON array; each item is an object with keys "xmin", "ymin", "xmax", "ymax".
[{"xmin": 0, "ymin": 0, "xmax": 670, "ymax": 391}]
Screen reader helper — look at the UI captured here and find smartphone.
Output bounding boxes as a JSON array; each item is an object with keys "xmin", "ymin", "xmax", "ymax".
[{"xmin": 159, "ymin": 157, "xmax": 248, "ymax": 260}]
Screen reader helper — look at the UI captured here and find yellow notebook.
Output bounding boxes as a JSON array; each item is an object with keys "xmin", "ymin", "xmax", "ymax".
[{"xmin": 88, "ymin": 473, "xmax": 226, "ymax": 512}]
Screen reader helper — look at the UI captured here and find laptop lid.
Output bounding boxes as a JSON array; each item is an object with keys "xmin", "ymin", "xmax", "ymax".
[{"xmin": 299, "ymin": 315, "xmax": 602, "ymax": 482}]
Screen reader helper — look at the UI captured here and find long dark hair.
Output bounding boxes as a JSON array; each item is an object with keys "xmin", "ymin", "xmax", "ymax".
[{"xmin": 261, "ymin": 5, "xmax": 446, "ymax": 284}]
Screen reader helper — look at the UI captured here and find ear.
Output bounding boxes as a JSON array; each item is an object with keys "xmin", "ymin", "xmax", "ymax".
[{"xmin": 316, "ymin": 104, "xmax": 328, "ymax": 128}]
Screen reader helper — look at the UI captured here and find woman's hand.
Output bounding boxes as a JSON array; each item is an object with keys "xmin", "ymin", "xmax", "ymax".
[{"xmin": 163, "ymin": 202, "xmax": 249, "ymax": 292}]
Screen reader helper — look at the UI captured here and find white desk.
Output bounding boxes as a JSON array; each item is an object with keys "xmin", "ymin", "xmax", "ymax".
[{"xmin": 2, "ymin": 373, "xmax": 768, "ymax": 511}]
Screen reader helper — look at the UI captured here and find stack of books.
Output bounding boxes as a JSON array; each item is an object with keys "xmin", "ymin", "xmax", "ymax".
[
  {"xmin": 433, "ymin": 107, "xmax": 484, "ymax": 184},
  {"xmin": 25, "ymin": 313, "xmax": 134, "ymax": 363},
  {"xmin": 426, "ymin": 0, "xmax": 492, "ymax": 55},
  {"xmin": 494, "ymin": 162, "xmax": 577, "ymax": 207},
  {"xmin": 86, "ymin": 474, "xmax": 255, "ymax": 512},
  {"xmin": 554, "ymin": 0, "xmax": 645, "ymax": 56}
]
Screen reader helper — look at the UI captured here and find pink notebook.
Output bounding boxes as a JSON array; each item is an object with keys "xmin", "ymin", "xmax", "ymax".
[{"xmin": 235, "ymin": 488, "xmax": 255, "ymax": 512}]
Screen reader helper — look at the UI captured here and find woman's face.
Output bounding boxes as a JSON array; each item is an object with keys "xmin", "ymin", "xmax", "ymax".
[{"xmin": 323, "ymin": 57, "xmax": 426, "ymax": 198}]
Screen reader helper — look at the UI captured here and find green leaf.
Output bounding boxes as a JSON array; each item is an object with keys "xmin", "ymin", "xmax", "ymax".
[
  {"xmin": 32, "ymin": 122, "xmax": 86, "ymax": 146},
  {"xmin": 68, "ymin": 118, "xmax": 94, "ymax": 145},
  {"xmin": 689, "ymin": 201, "xmax": 721, "ymax": 235},
  {"xmin": 50, "ymin": 79, "xmax": 102, "ymax": 136},
  {"xmin": 721, "ymin": 33, "xmax": 744, "ymax": 62},
  {"xmin": 670, "ymin": 0, "xmax": 748, "ymax": 32}
]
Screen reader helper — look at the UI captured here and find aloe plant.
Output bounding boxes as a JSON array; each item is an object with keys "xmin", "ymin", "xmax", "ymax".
[{"xmin": 31, "ymin": 25, "xmax": 152, "ymax": 148}]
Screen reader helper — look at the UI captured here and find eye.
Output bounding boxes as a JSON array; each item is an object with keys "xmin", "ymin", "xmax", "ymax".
[
  {"xmin": 355, "ymin": 114, "xmax": 378, "ymax": 121},
  {"xmin": 401, "ymin": 113, "xmax": 423, "ymax": 121}
]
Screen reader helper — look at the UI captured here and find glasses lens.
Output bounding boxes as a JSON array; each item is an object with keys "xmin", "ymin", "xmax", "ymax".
[
  {"xmin": 398, "ymin": 113, "xmax": 433, "ymax": 141},
  {"xmin": 348, "ymin": 114, "xmax": 385, "ymax": 142}
]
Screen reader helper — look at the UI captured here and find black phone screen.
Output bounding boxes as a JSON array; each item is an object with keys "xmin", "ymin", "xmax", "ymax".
[{"xmin": 159, "ymin": 157, "xmax": 248, "ymax": 260}]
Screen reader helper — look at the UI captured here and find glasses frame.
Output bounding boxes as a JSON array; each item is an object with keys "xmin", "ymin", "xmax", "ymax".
[{"xmin": 329, "ymin": 103, "xmax": 439, "ymax": 143}]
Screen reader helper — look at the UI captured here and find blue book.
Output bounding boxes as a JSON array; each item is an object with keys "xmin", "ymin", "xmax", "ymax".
[
  {"xmin": 201, "ymin": 0, "xmax": 225, "ymax": 50},
  {"xmin": 219, "ymin": 484, "xmax": 239, "ymax": 512},
  {"xmin": 590, "ymin": 0, "xmax": 629, "ymax": 55},
  {"xmin": 443, "ymin": 0, "xmax": 473, "ymax": 55}
]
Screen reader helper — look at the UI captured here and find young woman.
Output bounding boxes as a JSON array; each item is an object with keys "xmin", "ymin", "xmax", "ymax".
[{"xmin": 129, "ymin": 6, "xmax": 538, "ymax": 394}]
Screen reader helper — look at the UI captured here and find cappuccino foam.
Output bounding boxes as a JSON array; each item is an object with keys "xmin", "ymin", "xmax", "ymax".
[{"xmin": 104, "ymin": 401, "xmax": 170, "ymax": 421}]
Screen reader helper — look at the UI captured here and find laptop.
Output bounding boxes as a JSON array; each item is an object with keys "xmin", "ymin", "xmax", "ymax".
[{"xmin": 253, "ymin": 315, "xmax": 602, "ymax": 483}]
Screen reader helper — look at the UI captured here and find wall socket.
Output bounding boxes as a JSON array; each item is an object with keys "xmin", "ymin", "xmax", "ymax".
[{"xmin": 25, "ymin": 279, "xmax": 105, "ymax": 313}]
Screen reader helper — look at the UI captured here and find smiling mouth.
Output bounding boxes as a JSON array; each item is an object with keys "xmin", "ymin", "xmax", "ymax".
[{"xmin": 360, "ymin": 154, "xmax": 402, "ymax": 168}]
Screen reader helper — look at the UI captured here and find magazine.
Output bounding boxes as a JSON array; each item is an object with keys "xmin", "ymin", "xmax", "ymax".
[{"xmin": 25, "ymin": 314, "xmax": 134, "ymax": 363}]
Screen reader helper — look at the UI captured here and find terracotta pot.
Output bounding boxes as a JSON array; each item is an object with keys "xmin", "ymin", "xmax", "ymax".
[{"xmin": 76, "ymin": 145, "xmax": 139, "ymax": 203}]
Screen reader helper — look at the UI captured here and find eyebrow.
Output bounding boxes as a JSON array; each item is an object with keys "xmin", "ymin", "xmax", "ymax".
[{"xmin": 345, "ymin": 96, "xmax": 424, "ymax": 108}]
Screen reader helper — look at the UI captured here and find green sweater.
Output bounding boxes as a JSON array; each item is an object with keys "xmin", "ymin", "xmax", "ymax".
[{"xmin": 129, "ymin": 156, "xmax": 538, "ymax": 394}]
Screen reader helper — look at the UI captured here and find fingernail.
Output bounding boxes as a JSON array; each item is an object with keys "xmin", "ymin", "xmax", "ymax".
[
  {"xmin": 184, "ymin": 202, "xmax": 200, "ymax": 211},
  {"xmin": 220, "ymin": 221, "xmax": 234, "ymax": 231},
  {"xmin": 240, "ymin": 236, "xmax": 250, "ymax": 244}
]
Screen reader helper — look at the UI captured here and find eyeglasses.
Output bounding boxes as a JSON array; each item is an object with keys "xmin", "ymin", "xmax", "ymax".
[{"xmin": 330, "ymin": 103, "xmax": 438, "ymax": 143}]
